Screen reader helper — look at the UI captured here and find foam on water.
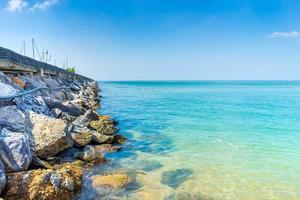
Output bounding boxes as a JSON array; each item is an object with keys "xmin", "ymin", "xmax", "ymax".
[{"xmin": 84, "ymin": 81, "xmax": 300, "ymax": 200}]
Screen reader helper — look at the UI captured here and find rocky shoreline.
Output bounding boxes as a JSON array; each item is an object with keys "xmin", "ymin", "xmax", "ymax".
[{"xmin": 0, "ymin": 72, "xmax": 126, "ymax": 199}]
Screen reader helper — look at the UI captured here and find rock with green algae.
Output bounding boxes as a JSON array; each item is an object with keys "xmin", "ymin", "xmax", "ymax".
[
  {"xmin": 92, "ymin": 131, "xmax": 115, "ymax": 144},
  {"xmin": 71, "ymin": 126, "xmax": 94, "ymax": 147},
  {"xmin": 112, "ymin": 134, "xmax": 127, "ymax": 144},
  {"xmin": 70, "ymin": 109, "xmax": 125, "ymax": 146},
  {"xmin": 89, "ymin": 115, "xmax": 118, "ymax": 136},
  {"xmin": 1, "ymin": 162, "xmax": 83, "ymax": 200},
  {"xmin": 92, "ymin": 173, "xmax": 131, "ymax": 189}
]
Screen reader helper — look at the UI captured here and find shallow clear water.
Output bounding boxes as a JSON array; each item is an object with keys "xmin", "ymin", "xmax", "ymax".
[{"xmin": 81, "ymin": 81, "xmax": 300, "ymax": 200}]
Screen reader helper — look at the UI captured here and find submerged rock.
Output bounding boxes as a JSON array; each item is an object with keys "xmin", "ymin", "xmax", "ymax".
[
  {"xmin": 0, "ymin": 106, "xmax": 26, "ymax": 132},
  {"xmin": 0, "ymin": 128, "xmax": 32, "ymax": 173},
  {"xmin": 89, "ymin": 115, "xmax": 118, "ymax": 135},
  {"xmin": 161, "ymin": 168, "xmax": 193, "ymax": 188},
  {"xmin": 2, "ymin": 162, "xmax": 82, "ymax": 200},
  {"xmin": 165, "ymin": 192, "xmax": 212, "ymax": 200},
  {"xmin": 29, "ymin": 113, "xmax": 73, "ymax": 159},
  {"xmin": 165, "ymin": 192, "xmax": 193, "ymax": 200},
  {"xmin": 0, "ymin": 159, "xmax": 6, "ymax": 195},
  {"xmin": 92, "ymin": 173, "xmax": 131, "ymax": 189}
]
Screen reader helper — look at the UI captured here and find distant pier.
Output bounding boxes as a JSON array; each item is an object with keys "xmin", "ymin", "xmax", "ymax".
[{"xmin": 0, "ymin": 46, "xmax": 91, "ymax": 81}]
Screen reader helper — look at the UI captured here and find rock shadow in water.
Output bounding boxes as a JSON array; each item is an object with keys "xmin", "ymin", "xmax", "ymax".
[
  {"xmin": 131, "ymin": 133, "xmax": 175, "ymax": 156},
  {"xmin": 161, "ymin": 168, "xmax": 193, "ymax": 188},
  {"xmin": 137, "ymin": 159, "xmax": 163, "ymax": 172},
  {"xmin": 165, "ymin": 192, "xmax": 216, "ymax": 200}
]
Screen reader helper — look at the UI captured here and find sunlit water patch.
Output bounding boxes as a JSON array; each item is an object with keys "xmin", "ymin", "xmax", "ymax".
[{"xmin": 79, "ymin": 81, "xmax": 300, "ymax": 200}]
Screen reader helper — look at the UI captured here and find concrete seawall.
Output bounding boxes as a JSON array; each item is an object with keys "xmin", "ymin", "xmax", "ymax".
[{"xmin": 0, "ymin": 46, "xmax": 92, "ymax": 81}]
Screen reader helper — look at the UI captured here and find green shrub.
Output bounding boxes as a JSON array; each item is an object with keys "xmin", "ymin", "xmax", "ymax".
[{"xmin": 66, "ymin": 67, "xmax": 75, "ymax": 73}]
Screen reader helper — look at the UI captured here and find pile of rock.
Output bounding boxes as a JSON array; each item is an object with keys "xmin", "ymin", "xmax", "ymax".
[{"xmin": 0, "ymin": 72, "xmax": 125, "ymax": 199}]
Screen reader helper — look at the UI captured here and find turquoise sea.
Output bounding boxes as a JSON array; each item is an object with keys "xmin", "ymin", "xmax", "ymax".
[{"xmin": 80, "ymin": 81, "xmax": 300, "ymax": 200}]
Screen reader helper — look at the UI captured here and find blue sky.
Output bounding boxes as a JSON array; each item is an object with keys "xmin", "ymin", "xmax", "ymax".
[{"xmin": 1, "ymin": 0, "xmax": 300, "ymax": 80}]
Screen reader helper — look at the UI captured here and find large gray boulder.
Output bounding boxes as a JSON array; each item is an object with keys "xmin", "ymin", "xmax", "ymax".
[
  {"xmin": 0, "ymin": 128, "xmax": 32, "ymax": 173},
  {"xmin": 22, "ymin": 75, "xmax": 47, "ymax": 89},
  {"xmin": 44, "ymin": 97, "xmax": 84, "ymax": 117},
  {"xmin": 40, "ymin": 77, "xmax": 74, "ymax": 101},
  {"xmin": 0, "ymin": 106, "xmax": 26, "ymax": 132},
  {"xmin": 41, "ymin": 76, "xmax": 60, "ymax": 88},
  {"xmin": 15, "ymin": 94, "xmax": 53, "ymax": 117},
  {"xmin": 0, "ymin": 159, "xmax": 6, "ymax": 195},
  {"xmin": 29, "ymin": 113, "xmax": 73, "ymax": 159}
]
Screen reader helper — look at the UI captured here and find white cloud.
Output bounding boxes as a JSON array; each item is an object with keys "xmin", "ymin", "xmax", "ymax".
[
  {"xmin": 31, "ymin": 0, "xmax": 58, "ymax": 11},
  {"xmin": 6, "ymin": 0, "xmax": 28, "ymax": 12},
  {"xmin": 268, "ymin": 31, "xmax": 300, "ymax": 39}
]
